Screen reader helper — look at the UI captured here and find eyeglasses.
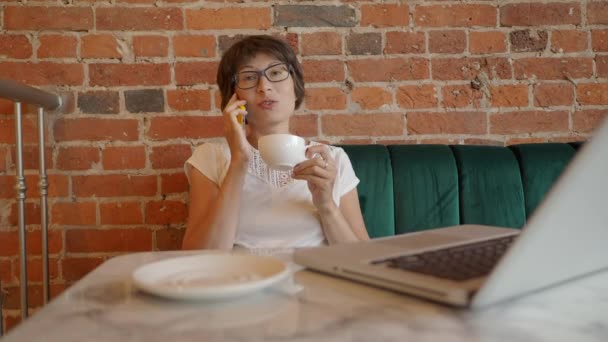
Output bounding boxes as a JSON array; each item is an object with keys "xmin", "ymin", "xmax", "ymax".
[{"xmin": 233, "ymin": 63, "xmax": 292, "ymax": 89}]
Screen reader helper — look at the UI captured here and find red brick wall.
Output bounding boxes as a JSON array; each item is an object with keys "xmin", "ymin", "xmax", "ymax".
[{"xmin": 1, "ymin": 1, "xmax": 608, "ymax": 329}]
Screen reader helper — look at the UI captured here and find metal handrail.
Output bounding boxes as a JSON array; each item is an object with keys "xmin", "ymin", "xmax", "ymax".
[
  {"xmin": 0, "ymin": 79, "xmax": 62, "ymax": 110},
  {"xmin": 1, "ymin": 79, "xmax": 62, "ymax": 323}
]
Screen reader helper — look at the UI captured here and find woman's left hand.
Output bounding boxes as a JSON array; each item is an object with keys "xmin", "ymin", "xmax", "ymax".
[{"xmin": 292, "ymin": 145, "xmax": 337, "ymax": 211}]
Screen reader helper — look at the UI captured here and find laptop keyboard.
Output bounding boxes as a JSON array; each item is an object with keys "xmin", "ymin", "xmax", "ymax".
[{"xmin": 372, "ymin": 235, "xmax": 518, "ymax": 281}]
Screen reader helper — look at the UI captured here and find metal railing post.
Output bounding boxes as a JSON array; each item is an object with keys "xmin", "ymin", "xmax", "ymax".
[
  {"xmin": 38, "ymin": 107, "xmax": 50, "ymax": 304},
  {"xmin": 14, "ymin": 102, "xmax": 29, "ymax": 320},
  {"xmin": 1, "ymin": 78, "xmax": 62, "ymax": 323}
]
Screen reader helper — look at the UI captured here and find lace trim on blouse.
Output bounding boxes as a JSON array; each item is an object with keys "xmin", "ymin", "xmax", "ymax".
[
  {"xmin": 248, "ymin": 147, "xmax": 295, "ymax": 189},
  {"xmin": 247, "ymin": 142, "xmax": 320, "ymax": 189}
]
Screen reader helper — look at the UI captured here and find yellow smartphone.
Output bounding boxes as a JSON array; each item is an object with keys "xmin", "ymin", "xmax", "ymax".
[{"xmin": 237, "ymin": 105, "xmax": 246, "ymax": 125}]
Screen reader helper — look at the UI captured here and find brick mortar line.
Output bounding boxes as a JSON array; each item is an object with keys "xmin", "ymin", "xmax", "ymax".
[
  {"xmin": 1, "ymin": 53, "xmax": 604, "ymax": 64},
  {"xmin": 302, "ymin": 79, "xmax": 601, "ymax": 86},
  {"xmin": 581, "ymin": 0, "xmax": 589, "ymax": 28}
]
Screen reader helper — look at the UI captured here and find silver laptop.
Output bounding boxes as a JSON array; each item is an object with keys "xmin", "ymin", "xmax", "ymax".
[{"xmin": 295, "ymin": 119, "xmax": 608, "ymax": 308}]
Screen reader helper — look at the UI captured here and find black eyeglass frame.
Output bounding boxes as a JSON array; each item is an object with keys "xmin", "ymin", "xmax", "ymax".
[{"xmin": 232, "ymin": 63, "xmax": 293, "ymax": 90}]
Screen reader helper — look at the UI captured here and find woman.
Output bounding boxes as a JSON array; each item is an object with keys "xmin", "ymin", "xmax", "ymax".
[{"xmin": 182, "ymin": 35, "xmax": 369, "ymax": 250}]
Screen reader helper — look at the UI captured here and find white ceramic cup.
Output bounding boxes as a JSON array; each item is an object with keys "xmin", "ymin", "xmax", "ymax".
[{"xmin": 258, "ymin": 134, "xmax": 310, "ymax": 170}]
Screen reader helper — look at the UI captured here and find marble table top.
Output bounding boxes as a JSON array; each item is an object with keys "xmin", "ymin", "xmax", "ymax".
[{"xmin": 3, "ymin": 249, "xmax": 608, "ymax": 342}]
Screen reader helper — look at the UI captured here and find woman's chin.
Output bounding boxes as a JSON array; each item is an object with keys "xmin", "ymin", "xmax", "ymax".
[{"xmin": 250, "ymin": 111, "xmax": 292, "ymax": 126}]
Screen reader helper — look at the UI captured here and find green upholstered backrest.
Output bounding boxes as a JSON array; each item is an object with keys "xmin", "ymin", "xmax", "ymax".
[
  {"xmin": 341, "ymin": 142, "xmax": 580, "ymax": 237},
  {"xmin": 338, "ymin": 145, "xmax": 395, "ymax": 238},
  {"xmin": 451, "ymin": 145, "xmax": 526, "ymax": 229},
  {"xmin": 388, "ymin": 145, "xmax": 459, "ymax": 234},
  {"xmin": 509, "ymin": 144, "xmax": 576, "ymax": 219}
]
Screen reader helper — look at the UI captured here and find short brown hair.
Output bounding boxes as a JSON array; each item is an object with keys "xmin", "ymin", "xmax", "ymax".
[{"xmin": 217, "ymin": 35, "xmax": 305, "ymax": 110}]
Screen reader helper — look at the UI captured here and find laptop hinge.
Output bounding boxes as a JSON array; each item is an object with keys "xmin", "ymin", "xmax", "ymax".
[{"xmin": 339, "ymin": 268, "xmax": 469, "ymax": 306}]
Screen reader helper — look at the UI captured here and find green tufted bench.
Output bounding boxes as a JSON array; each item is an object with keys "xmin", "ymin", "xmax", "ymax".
[{"xmin": 340, "ymin": 143, "xmax": 580, "ymax": 238}]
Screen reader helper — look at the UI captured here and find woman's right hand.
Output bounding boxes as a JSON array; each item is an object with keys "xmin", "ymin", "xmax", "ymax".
[{"xmin": 223, "ymin": 93, "xmax": 251, "ymax": 168}]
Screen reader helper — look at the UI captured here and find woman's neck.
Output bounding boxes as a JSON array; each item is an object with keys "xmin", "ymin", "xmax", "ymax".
[{"xmin": 246, "ymin": 121, "xmax": 290, "ymax": 149}]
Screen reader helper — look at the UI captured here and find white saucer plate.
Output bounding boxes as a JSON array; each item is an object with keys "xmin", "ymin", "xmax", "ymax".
[{"xmin": 131, "ymin": 254, "xmax": 290, "ymax": 300}]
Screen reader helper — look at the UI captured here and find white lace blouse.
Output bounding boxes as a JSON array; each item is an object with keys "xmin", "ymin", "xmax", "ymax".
[{"xmin": 184, "ymin": 141, "xmax": 359, "ymax": 248}]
